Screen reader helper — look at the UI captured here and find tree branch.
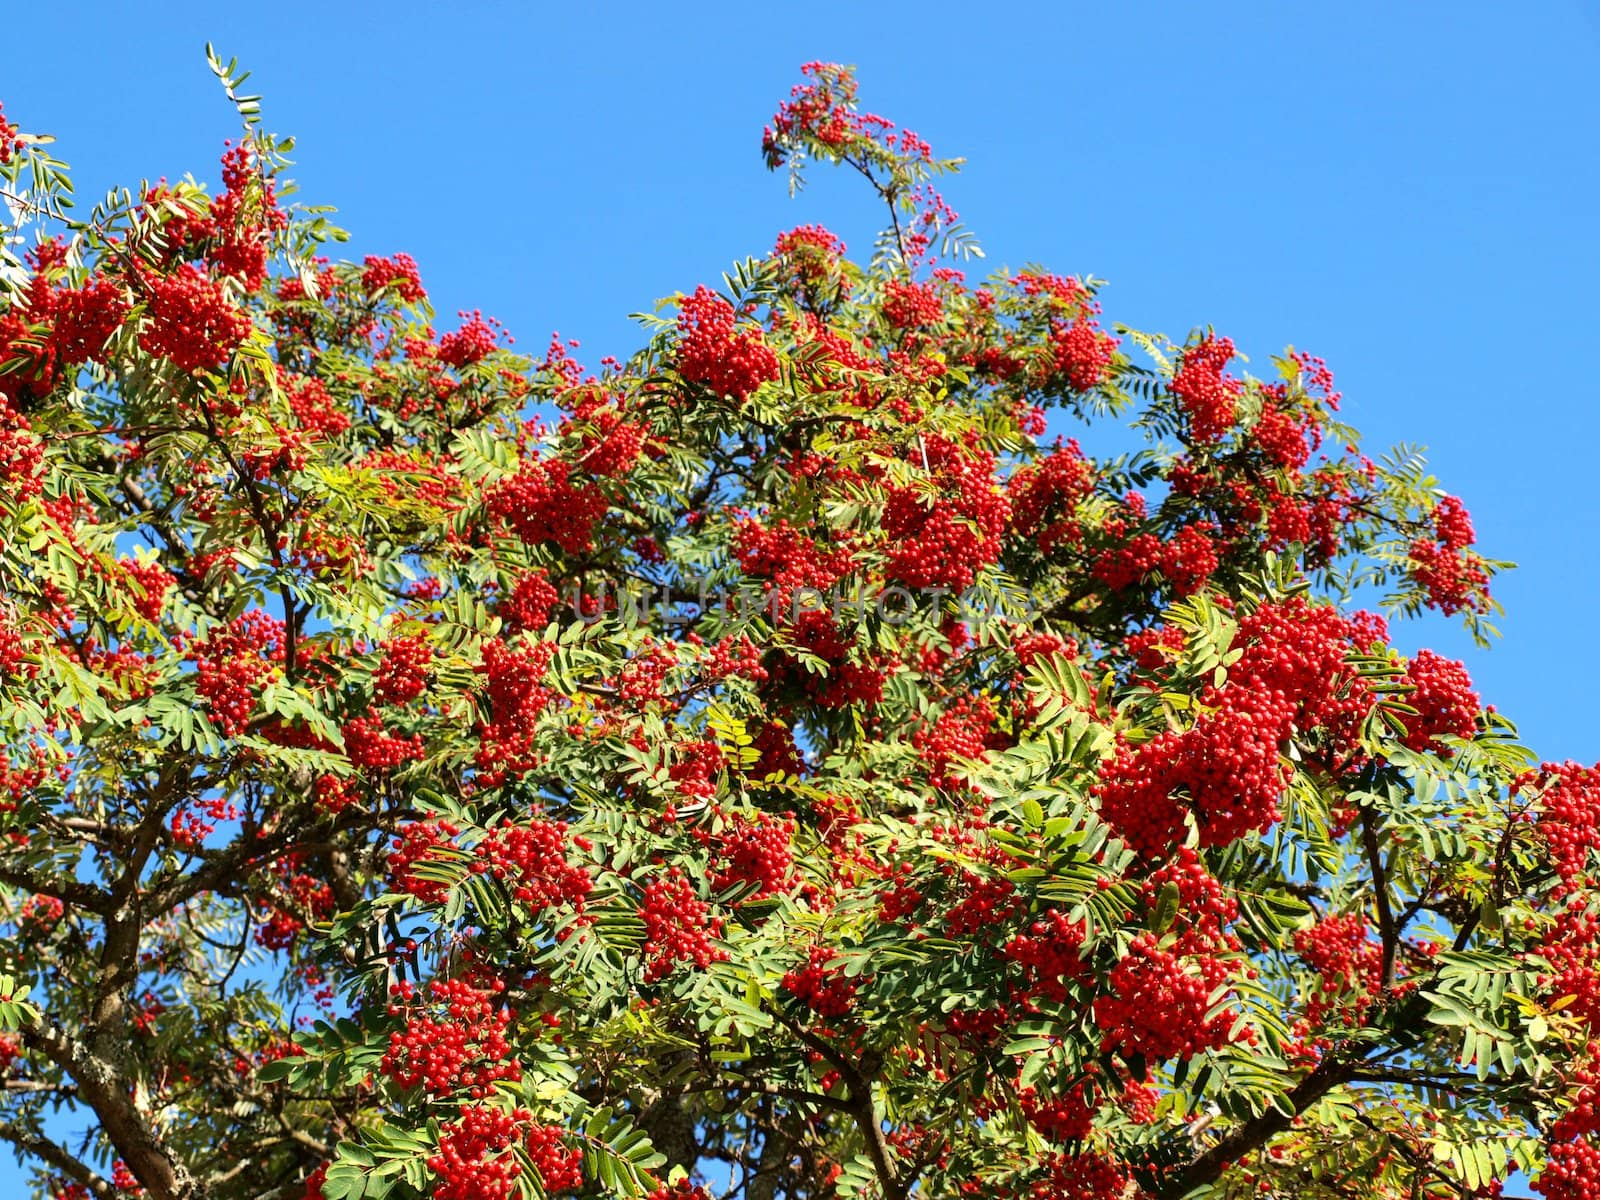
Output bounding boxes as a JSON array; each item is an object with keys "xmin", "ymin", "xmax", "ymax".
[
  {"xmin": 0, "ymin": 863, "xmax": 110, "ymax": 913},
  {"xmin": 765, "ymin": 1004, "xmax": 905, "ymax": 1200},
  {"xmin": 0, "ymin": 1120, "xmax": 117, "ymax": 1200},
  {"xmin": 1155, "ymin": 1054, "xmax": 1356, "ymax": 1198},
  {"xmin": 1360, "ymin": 804, "xmax": 1399, "ymax": 987}
]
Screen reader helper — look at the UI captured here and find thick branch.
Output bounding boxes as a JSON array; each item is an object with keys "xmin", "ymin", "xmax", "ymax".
[
  {"xmin": 0, "ymin": 1121, "xmax": 117, "ymax": 1200},
  {"xmin": 1156, "ymin": 1055, "xmax": 1356, "ymax": 1198},
  {"xmin": 766, "ymin": 1005, "xmax": 905, "ymax": 1200},
  {"xmin": 0, "ymin": 863, "xmax": 110, "ymax": 913},
  {"xmin": 1360, "ymin": 805, "xmax": 1399, "ymax": 987},
  {"xmin": 22, "ymin": 1019, "xmax": 197, "ymax": 1200}
]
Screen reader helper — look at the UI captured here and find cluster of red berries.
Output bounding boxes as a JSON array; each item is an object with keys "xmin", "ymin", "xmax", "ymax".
[
  {"xmin": 522, "ymin": 1123, "xmax": 584, "ymax": 1195},
  {"xmin": 882, "ymin": 436, "xmax": 1010, "ymax": 590},
  {"xmin": 638, "ymin": 868, "xmax": 727, "ymax": 982},
  {"xmin": 254, "ymin": 860, "xmax": 333, "ymax": 951},
  {"xmin": 1028, "ymin": 1151, "xmax": 1132, "ymax": 1200},
  {"xmin": 1094, "ymin": 695, "xmax": 1284, "ymax": 855},
  {"xmin": 53, "ymin": 277, "xmax": 130, "ymax": 367},
  {"xmin": 1551, "ymin": 1053, "xmax": 1600, "ymax": 1143},
  {"xmin": 1097, "ymin": 596, "xmax": 1384, "ymax": 854},
  {"xmin": 781, "ymin": 947, "xmax": 859, "ymax": 1018},
  {"xmin": 773, "ymin": 224, "xmax": 850, "ymax": 303},
  {"xmin": 1229, "ymin": 596, "xmax": 1380, "ymax": 753},
  {"xmin": 751, "ymin": 721, "xmax": 805, "ymax": 778},
  {"xmin": 1010, "ymin": 440, "xmax": 1094, "ymax": 554},
  {"xmin": 900, "ymin": 182, "xmax": 959, "ymax": 265},
  {"xmin": 1294, "ymin": 913, "xmax": 1383, "ymax": 1027},
  {"xmin": 1524, "ymin": 762, "xmax": 1600, "ymax": 891},
  {"xmin": 1398, "ymin": 649, "xmax": 1479, "ymax": 753},
  {"xmin": 1141, "ymin": 847, "xmax": 1238, "ymax": 952},
  {"xmin": 387, "ymin": 819, "xmax": 463, "ymax": 906},
  {"xmin": 1409, "ymin": 494, "xmax": 1491, "ymax": 615},
  {"xmin": 668, "ymin": 739, "xmax": 725, "ymax": 801},
  {"xmin": 1540, "ymin": 903, "xmax": 1600, "ymax": 1030},
  {"xmin": 428, "ymin": 1105, "xmax": 579, "ymax": 1200},
  {"xmin": 1121, "ymin": 624, "xmax": 1186, "ymax": 679},
  {"xmin": 676, "ymin": 285, "xmax": 780, "ymax": 402},
  {"xmin": 185, "ymin": 610, "xmax": 285, "ymax": 736},
  {"xmin": 699, "ymin": 633, "xmax": 768, "ymax": 684},
  {"xmin": 1433, "ymin": 493, "xmax": 1476, "ymax": 548},
  {"xmin": 646, "ymin": 1184, "xmax": 711, "ymax": 1200},
  {"xmin": 0, "ymin": 744, "xmax": 48, "ymax": 810},
  {"xmin": 471, "ymin": 819, "xmax": 592, "ymax": 914},
  {"xmin": 382, "ymin": 976, "xmax": 521, "ymax": 1099},
  {"xmin": 1535, "ymin": 1137, "xmax": 1600, "ymax": 1200},
  {"xmin": 1092, "ymin": 931, "xmax": 1241, "ymax": 1061},
  {"xmin": 614, "ymin": 640, "xmax": 680, "ymax": 707},
  {"xmin": 20, "ymin": 892, "xmax": 63, "ymax": 932},
  {"xmin": 1, "ymin": 254, "xmax": 130, "ymax": 408},
  {"xmin": 361, "ymin": 253, "xmax": 426, "ymax": 303},
  {"xmin": 353, "ymin": 451, "xmax": 463, "ymax": 516},
  {"xmin": 110, "ymin": 1162, "xmax": 143, "ymax": 1195},
  {"xmin": 170, "ymin": 804, "xmax": 218, "ymax": 850},
  {"xmin": 1251, "ymin": 400, "xmax": 1314, "ymax": 471},
  {"xmin": 939, "ymin": 1004, "xmax": 1010, "ymax": 1049},
  {"xmin": 734, "ymin": 517, "xmax": 857, "ymax": 615},
  {"xmin": 1264, "ymin": 481, "xmax": 1336, "ymax": 559},
  {"xmin": 209, "ymin": 141, "xmax": 288, "ymax": 289},
  {"xmin": 120, "ymin": 558, "xmax": 175, "ymax": 623},
  {"xmin": 283, "ymin": 372, "xmax": 351, "ymax": 441},
  {"xmin": 1011, "ymin": 630, "xmax": 1075, "ymax": 678},
  {"xmin": 0, "ymin": 102, "xmax": 18, "ymax": 163},
  {"xmin": 1121, "ymin": 1080, "xmax": 1158, "ymax": 1124},
  {"xmin": 568, "ymin": 399, "xmax": 646, "ymax": 478},
  {"xmin": 709, "ymin": 809, "xmax": 797, "ymax": 898},
  {"xmin": 1050, "ymin": 318, "xmax": 1118, "ymax": 392},
  {"xmin": 779, "ymin": 621, "xmax": 886, "ymax": 711},
  {"xmin": 0, "ymin": 399, "xmax": 45, "ymax": 502},
  {"xmin": 1014, "ymin": 270, "xmax": 1091, "ymax": 307},
  {"xmin": 496, "ymin": 570, "xmax": 559, "ymax": 633},
  {"xmin": 1003, "ymin": 908, "xmax": 1088, "ymax": 1003},
  {"xmin": 373, "ymin": 634, "xmax": 434, "ymax": 705},
  {"xmin": 914, "ymin": 696, "xmax": 1001, "ymax": 790},
  {"xmin": 1006, "ymin": 268, "xmax": 1121, "ymax": 394},
  {"xmin": 1091, "ymin": 531, "xmax": 1162, "ymax": 593},
  {"xmin": 312, "ymin": 773, "xmax": 353, "ymax": 814},
  {"xmin": 943, "ymin": 869, "xmax": 1023, "ymax": 937},
  {"xmin": 1020, "ymin": 1082, "xmax": 1095, "ymax": 1143},
  {"xmin": 1157, "ymin": 525, "xmax": 1220, "ymax": 597},
  {"xmin": 342, "ymin": 715, "xmax": 424, "ymax": 773},
  {"xmin": 137, "ymin": 263, "xmax": 254, "ymax": 373},
  {"xmin": 881, "ymin": 279, "xmax": 943, "ymax": 329},
  {"xmin": 0, "ymin": 616, "xmax": 30, "ymax": 682},
  {"xmin": 1170, "ymin": 335, "xmax": 1241, "ymax": 445},
  {"xmin": 486, "ymin": 457, "xmax": 606, "ymax": 554},
  {"xmin": 762, "ymin": 61, "xmax": 866, "ymax": 160},
  {"xmin": 438, "ymin": 311, "xmax": 503, "ymax": 368},
  {"xmin": 475, "ymin": 638, "xmax": 558, "ymax": 787}
]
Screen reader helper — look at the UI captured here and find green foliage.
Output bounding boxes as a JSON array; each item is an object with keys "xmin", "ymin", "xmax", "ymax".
[{"xmin": 0, "ymin": 53, "xmax": 1575, "ymax": 1200}]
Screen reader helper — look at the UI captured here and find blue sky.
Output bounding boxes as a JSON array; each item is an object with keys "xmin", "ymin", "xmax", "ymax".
[
  {"xmin": 7, "ymin": 1, "xmax": 1598, "ymax": 757},
  {"xmin": 4, "ymin": 0, "xmax": 1597, "ymax": 1192}
]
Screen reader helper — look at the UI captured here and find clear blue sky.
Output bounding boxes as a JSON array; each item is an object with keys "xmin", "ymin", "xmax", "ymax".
[{"xmin": 4, "ymin": 0, "xmax": 1597, "ymax": 1191}]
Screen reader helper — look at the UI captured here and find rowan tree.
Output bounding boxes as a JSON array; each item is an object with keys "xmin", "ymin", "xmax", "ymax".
[{"xmin": 0, "ymin": 52, "xmax": 1589, "ymax": 1200}]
